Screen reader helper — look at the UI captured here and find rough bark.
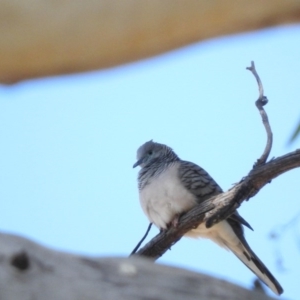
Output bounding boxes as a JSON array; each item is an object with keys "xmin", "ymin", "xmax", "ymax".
[
  {"xmin": 0, "ymin": 232, "xmax": 273, "ymax": 300},
  {"xmin": 1, "ymin": 0, "xmax": 300, "ymax": 83}
]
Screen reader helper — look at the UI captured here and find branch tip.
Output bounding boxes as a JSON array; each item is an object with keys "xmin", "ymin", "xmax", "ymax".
[{"xmin": 247, "ymin": 61, "xmax": 272, "ymax": 167}]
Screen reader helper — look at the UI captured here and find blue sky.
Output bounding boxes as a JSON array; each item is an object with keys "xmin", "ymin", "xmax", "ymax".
[{"xmin": 0, "ymin": 24, "xmax": 300, "ymax": 298}]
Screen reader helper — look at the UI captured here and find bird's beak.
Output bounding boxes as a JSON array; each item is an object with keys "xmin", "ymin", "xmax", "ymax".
[{"xmin": 133, "ymin": 158, "xmax": 144, "ymax": 168}]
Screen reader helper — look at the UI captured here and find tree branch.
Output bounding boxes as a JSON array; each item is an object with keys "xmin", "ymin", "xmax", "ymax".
[
  {"xmin": 135, "ymin": 149, "xmax": 300, "ymax": 258},
  {"xmin": 206, "ymin": 61, "xmax": 272, "ymax": 227},
  {"xmin": 134, "ymin": 62, "xmax": 300, "ymax": 259},
  {"xmin": 247, "ymin": 61, "xmax": 273, "ymax": 167},
  {"xmin": 206, "ymin": 149, "xmax": 300, "ymax": 227}
]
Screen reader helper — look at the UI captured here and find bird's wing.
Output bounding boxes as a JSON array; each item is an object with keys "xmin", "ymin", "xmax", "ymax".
[
  {"xmin": 178, "ymin": 160, "xmax": 223, "ymax": 201},
  {"xmin": 179, "ymin": 161, "xmax": 253, "ymax": 229}
]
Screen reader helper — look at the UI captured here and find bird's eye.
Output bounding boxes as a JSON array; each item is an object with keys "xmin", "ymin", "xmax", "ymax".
[{"xmin": 148, "ymin": 151, "xmax": 153, "ymax": 155}]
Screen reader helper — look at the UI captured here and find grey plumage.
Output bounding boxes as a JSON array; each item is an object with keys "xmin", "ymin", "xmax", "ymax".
[{"xmin": 133, "ymin": 140, "xmax": 283, "ymax": 295}]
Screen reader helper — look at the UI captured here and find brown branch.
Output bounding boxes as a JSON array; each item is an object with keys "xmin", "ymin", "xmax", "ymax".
[
  {"xmin": 206, "ymin": 61, "xmax": 272, "ymax": 227},
  {"xmin": 134, "ymin": 63, "xmax": 299, "ymax": 259},
  {"xmin": 132, "ymin": 59, "xmax": 275, "ymax": 252},
  {"xmin": 247, "ymin": 61, "xmax": 273, "ymax": 167},
  {"xmin": 135, "ymin": 149, "xmax": 300, "ymax": 258}
]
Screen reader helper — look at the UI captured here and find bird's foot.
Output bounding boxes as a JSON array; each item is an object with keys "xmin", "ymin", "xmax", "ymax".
[{"xmin": 170, "ymin": 214, "xmax": 181, "ymax": 228}]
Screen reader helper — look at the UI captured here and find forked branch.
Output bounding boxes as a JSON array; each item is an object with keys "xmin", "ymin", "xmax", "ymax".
[{"xmin": 133, "ymin": 62, "xmax": 300, "ymax": 260}]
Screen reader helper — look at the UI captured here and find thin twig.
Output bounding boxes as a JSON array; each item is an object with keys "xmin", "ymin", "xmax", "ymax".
[
  {"xmin": 132, "ymin": 62, "xmax": 299, "ymax": 258},
  {"xmin": 206, "ymin": 62, "xmax": 273, "ymax": 227},
  {"xmin": 246, "ymin": 61, "xmax": 273, "ymax": 167},
  {"xmin": 246, "ymin": 61, "xmax": 264, "ymax": 98},
  {"xmin": 135, "ymin": 149, "xmax": 300, "ymax": 259}
]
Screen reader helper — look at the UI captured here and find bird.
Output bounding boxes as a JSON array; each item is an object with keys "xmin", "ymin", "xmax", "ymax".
[{"xmin": 133, "ymin": 140, "xmax": 283, "ymax": 295}]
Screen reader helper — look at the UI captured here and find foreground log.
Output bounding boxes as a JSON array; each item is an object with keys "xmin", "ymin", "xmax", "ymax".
[{"xmin": 0, "ymin": 232, "xmax": 273, "ymax": 300}]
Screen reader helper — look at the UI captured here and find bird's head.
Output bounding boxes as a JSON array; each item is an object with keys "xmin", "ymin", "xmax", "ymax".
[{"xmin": 133, "ymin": 140, "xmax": 178, "ymax": 168}]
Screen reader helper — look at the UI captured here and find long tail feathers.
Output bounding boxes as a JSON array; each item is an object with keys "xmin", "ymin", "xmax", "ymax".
[
  {"xmin": 227, "ymin": 220, "xmax": 283, "ymax": 295},
  {"xmin": 189, "ymin": 217, "xmax": 283, "ymax": 295},
  {"xmin": 229, "ymin": 241, "xmax": 283, "ymax": 295}
]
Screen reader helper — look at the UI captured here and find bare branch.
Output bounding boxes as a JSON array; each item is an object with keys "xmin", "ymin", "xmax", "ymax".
[
  {"xmin": 133, "ymin": 63, "xmax": 299, "ymax": 259},
  {"xmin": 135, "ymin": 149, "xmax": 300, "ymax": 258},
  {"xmin": 247, "ymin": 61, "xmax": 264, "ymax": 98},
  {"xmin": 247, "ymin": 61, "xmax": 273, "ymax": 166},
  {"xmin": 201, "ymin": 62, "xmax": 275, "ymax": 228}
]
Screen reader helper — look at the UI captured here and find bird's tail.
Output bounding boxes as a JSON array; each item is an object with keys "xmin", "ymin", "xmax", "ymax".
[
  {"xmin": 188, "ymin": 219, "xmax": 283, "ymax": 295},
  {"xmin": 225, "ymin": 220, "xmax": 283, "ymax": 295}
]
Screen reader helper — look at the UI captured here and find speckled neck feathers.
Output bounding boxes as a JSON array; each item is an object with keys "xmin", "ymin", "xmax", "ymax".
[{"xmin": 137, "ymin": 147, "xmax": 179, "ymax": 190}]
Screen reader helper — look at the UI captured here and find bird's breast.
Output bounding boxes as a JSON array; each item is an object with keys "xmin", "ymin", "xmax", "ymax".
[{"xmin": 139, "ymin": 164, "xmax": 197, "ymax": 229}]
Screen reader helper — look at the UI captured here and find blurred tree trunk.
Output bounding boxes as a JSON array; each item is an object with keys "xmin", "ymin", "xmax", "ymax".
[
  {"xmin": 0, "ymin": 0, "xmax": 300, "ymax": 83},
  {"xmin": 0, "ymin": 232, "xmax": 273, "ymax": 300}
]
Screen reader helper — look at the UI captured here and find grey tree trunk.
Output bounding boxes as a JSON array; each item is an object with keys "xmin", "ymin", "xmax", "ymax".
[{"xmin": 0, "ymin": 232, "xmax": 273, "ymax": 300}]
